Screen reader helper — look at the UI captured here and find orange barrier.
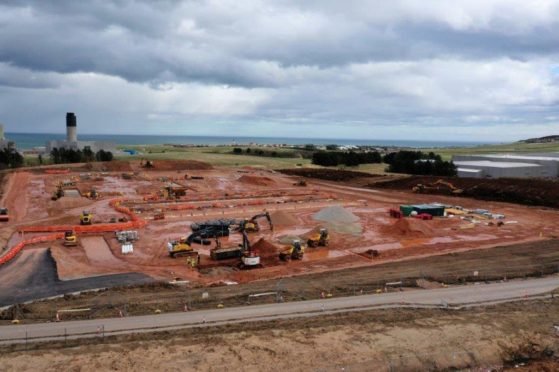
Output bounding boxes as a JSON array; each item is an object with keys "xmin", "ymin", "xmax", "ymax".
[
  {"xmin": 18, "ymin": 199, "xmax": 147, "ymax": 234},
  {"xmin": 0, "ymin": 232, "xmax": 64, "ymax": 265},
  {"xmin": 44, "ymin": 169, "xmax": 70, "ymax": 174}
]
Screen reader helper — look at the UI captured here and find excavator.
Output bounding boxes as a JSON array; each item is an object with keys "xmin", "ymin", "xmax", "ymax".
[
  {"xmin": 0, "ymin": 207, "xmax": 9, "ymax": 222},
  {"xmin": 279, "ymin": 239, "xmax": 305, "ymax": 261},
  {"xmin": 63, "ymin": 231, "xmax": 78, "ymax": 246},
  {"xmin": 167, "ymin": 231, "xmax": 204, "ymax": 258},
  {"xmin": 80, "ymin": 210, "xmax": 93, "ymax": 225},
  {"xmin": 412, "ymin": 179, "xmax": 463, "ymax": 195},
  {"xmin": 243, "ymin": 212, "xmax": 274, "ymax": 233},
  {"xmin": 238, "ymin": 223, "xmax": 261, "ymax": 269},
  {"xmin": 307, "ymin": 228, "xmax": 329, "ymax": 248},
  {"xmin": 51, "ymin": 184, "xmax": 64, "ymax": 200}
]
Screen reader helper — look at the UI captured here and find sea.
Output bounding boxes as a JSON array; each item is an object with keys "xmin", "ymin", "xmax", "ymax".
[{"xmin": 5, "ymin": 132, "xmax": 495, "ymax": 151}]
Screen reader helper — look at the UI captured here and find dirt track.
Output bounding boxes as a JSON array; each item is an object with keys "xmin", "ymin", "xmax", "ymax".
[{"xmin": 1, "ymin": 298, "xmax": 558, "ymax": 371}]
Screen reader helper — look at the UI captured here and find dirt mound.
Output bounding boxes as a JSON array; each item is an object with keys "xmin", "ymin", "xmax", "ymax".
[
  {"xmin": 314, "ymin": 206, "xmax": 361, "ymax": 235},
  {"xmin": 277, "ymin": 168, "xmax": 377, "ymax": 181},
  {"xmin": 373, "ymin": 175, "xmax": 559, "ymax": 208},
  {"xmin": 251, "ymin": 238, "xmax": 279, "ymax": 257},
  {"xmin": 270, "ymin": 210, "xmax": 298, "ymax": 227},
  {"xmin": 381, "ymin": 218, "xmax": 434, "ymax": 237},
  {"xmin": 238, "ymin": 175, "xmax": 275, "ymax": 186},
  {"xmin": 144, "ymin": 160, "xmax": 213, "ymax": 171},
  {"xmin": 314, "ymin": 206, "xmax": 359, "ymax": 223}
]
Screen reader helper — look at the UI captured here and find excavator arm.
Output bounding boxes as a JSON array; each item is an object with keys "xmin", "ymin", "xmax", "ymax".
[{"xmin": 248, "ymin": 212, "xmax": 274, "ymax": 231}]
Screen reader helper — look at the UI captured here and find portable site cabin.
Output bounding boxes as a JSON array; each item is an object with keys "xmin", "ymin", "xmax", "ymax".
[{"xmin": 411, "ymin": 204, "xmax": 445, "ymax": 217}]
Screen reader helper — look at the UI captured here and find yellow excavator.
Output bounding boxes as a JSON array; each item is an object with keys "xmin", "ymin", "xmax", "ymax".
[
  {"xmin": 80, "ymin": 210, "xmax": 93, "ymax": 225},
  {"xmin": 280, "ymin": 239, "xmax": 305, "ymax": 261},
  {"xmin": 243, "ymin": 212, "xmax": 274, "ymax": 233},
  {"xmin": 64, "ymin": 231, "xmax": 78, "ymax": 246},
  {"xmin": 307, "ymin": 228, "xmax": 329, "ymax": 248},
  {"xmin": 167, "ymin": 232, "xmax": 205, "ymax": 259},
  {"xmin": 84, "ymin": 189, "xmax": 99, "ymax": 199},
  {"xmin": 412, "ymin": 179, "xmax": 463, "ymax": 194}
]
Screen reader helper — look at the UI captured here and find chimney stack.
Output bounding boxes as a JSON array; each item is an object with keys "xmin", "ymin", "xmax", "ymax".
[{"xmin": 66, "ymin": 113, "xmax": 77, "ymax": 142}]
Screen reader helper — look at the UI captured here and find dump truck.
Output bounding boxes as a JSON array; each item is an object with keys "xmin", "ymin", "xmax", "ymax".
[
  {"xmin": 280, "ymin": 239, "xmax": 305, "ymax": 261},
  {"xmin": 63, "ymin": 231, "xmax": 78, "ymax": 246},
  {"xmin": 80, "ymin": 210, "xmax": 93, "ymax": 225},
  {"xmin": 307, "ymin": 228, "xmax": 329, "ymax": 248}
]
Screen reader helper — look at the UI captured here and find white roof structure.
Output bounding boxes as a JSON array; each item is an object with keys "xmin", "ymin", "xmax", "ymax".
[{"xmin": 454, "ymin": 160, "xmax": 541, "ymax": 168}]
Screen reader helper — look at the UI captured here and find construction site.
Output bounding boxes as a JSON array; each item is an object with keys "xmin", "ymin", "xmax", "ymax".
[{"xmin": 0, "ymin": 160, "xmax": 558, "ymax": 306}]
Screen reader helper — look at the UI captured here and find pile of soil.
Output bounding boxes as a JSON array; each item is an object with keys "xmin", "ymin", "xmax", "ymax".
[
  {"xmin": 381, "ymin": 218, "xmax": 434, "ymax": 237},
  {"xmin": 251, "ymin": 238, "xmax": 279, "ymax": 257},
  {"xmin": 313, "ymin": 206, "xmax": 361, "ymax": 236},
  {"xmin": 144, "ymin": 160, "xmax": 213, "ymax": 171},
  {"xmin": 86, "ymin": 161, "xmax": 133, "ymax": 172},
  {"xmin": 372, "ymin": 175, "xmax": 559, "ymax": 208},
  {"xmin": 277, "ymin": 168, "xmax": 377, "ymax": 181},
  {"xmin": 270, "ymin": 210, "xmax": 298, "ymax": 227},
  {"xmin": 314, "ymin": 206, "xmax": 359, "ymax": 223},
  {"xmin": 238, "ymin": 175, "xmax": 275, "ymax": 186}
]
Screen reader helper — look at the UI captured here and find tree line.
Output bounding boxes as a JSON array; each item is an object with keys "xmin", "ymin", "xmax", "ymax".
[
  {"xmin": 383, "ymin": 150, "xmax": 456, "ymax": 176},
  {"xmin": 50, "ymin": 147, "xmax": 113, "ymax": 164},
  {"xmin": 0, "ymin": 147, "xmax": 24, "ymax": 169},
  {"xmin": 311, "ymin": 151, "xmax": 382, "ymax": 166}
]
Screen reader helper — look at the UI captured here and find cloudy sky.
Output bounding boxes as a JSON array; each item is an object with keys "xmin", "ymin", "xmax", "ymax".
[{"xmin": 0, "ymin": 0, "xmax": 558, "ymax": 141}]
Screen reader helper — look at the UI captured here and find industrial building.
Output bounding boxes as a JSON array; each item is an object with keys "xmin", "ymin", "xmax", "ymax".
[
  {"xmin": 46, "ymin": 113, "xmax": 116, "ymax": 153},
  {"xmin": 0, "ymin": 124, "xmax": 15, "ymax": 151},
  {"xmin": 453, "ymin": 154, "xmax": 559, "ymax": 179}
]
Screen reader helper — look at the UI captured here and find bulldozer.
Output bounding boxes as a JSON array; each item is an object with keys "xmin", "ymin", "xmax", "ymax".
[
  {"xmin": 307, "ymin": 228, "xmax": 329, "ymax": 248},
  {"xmin": 63, "ymin": 231, "xmax": 78, "ymax": 246},
  {"xmin": 243, "ymin": 212, "xmax": 274, "ymax": 233},
  {"xmin": 80, "ymin": 210, "xmax": 93, "ymax": 225},
  {"xmin": 279, "ymin": 239, "xmax": 305, "ymax": 261},
  {"xmin": 0, "ymin": 207, "xmax": 9, "ymax": 222}
]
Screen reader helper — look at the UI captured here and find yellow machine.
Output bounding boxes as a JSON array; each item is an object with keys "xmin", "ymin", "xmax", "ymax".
[
  {"xmin": 307, "ymin": 228, "xmax": 329, "ymax": 248},
  {"xmin": 412, "ymin": 179, "xmax": 463, "ymax": 194},
  {"xmin": 80, "ymin": 210, "xmax": 93, "ymax": 225},
  {"xmin": 279, "ymin": 239, "xmax": 305, "ymax": 261},
  {"xmin": 85, "ymin": 189, "xmax": 99, "ymax": 199},
  {"xmin": 167, "ymin": 234, "xmax": 202, "ymax": 258},
  {"xmin": 243, "ymin": 212, "xmax": 273, "ymax": 233},
  {"xmin": 51, "ymin": 184, "xmax": 64, "ymax": 200},
  {"xmin": 63, "ymin": 231, "xmax": 78, "ymax": 246}
]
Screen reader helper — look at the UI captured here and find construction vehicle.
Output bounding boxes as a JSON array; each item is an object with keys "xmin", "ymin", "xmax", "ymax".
[
  {"xmin": 412, "ymin": 179, "xmax": 463, "ymax": 194},
  {"xmin": 51, "ymin": 185, "xmax": 64, "ymax": 200},
  {"xmin": 162, "ymin": 184, "xmax": 187, "ymax": 200},
  {"xmin": 80, "ymin": 210, "xmax": 93, "ymax": 225},
  {"xmin": 210, "ymin": 235, "xmax": 243, "ymax": 260},
  {"xmin": 279, "ymin": 239, "xmax": 305, "ymax": 261},
  {"xmin": 0, "ymin": 208, "xmax": 9, "ymax": 222},
  {"xmin": 63, "ymin": 231, "xmax": 78, "ymax": 246},
  {"xmin": 84, "ymin": 189, "xmax": 99, "ymax": 199},
  {"xmin": 307, "ymin": 228, "xmax": 329, "ymax": 248},
  {"xmin": 238, "ymin": 224, "xmax": 261, "ymax": 269},
  {"xmin": 243, "ymin": 212, "xmax": 273, "ymax": 233},
  {"xmin": 293, "ymin": 179, "xmax": 307, "ymax": 187},
  {"xmin": 168, "ymin": 232, "xmax": 203, "ymax": 258}
]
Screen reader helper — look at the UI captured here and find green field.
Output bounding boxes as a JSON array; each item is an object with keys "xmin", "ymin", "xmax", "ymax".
[{"xmin": 424, "ymin": 141, "xmax": 559, "ymax": 161}]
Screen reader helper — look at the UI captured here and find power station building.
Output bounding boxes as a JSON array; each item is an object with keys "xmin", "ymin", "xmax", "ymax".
[
  {"xmin": 452, "ymin": 154, "xmax": 559, "ymax": 179},
  {"xmin": 46, "ymin": 113, "xmax": 116, "ymax": 153}
]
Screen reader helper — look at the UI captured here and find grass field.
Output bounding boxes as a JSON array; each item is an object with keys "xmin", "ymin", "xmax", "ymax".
[{"xmin": 424, "ymin": 141, "xmax": 559, "ymax": 161}]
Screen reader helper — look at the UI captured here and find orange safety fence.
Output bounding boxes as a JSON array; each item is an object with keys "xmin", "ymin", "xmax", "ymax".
[
  {"xmin": 44, "ymin": 169, "xmax": 70, "ymax": 174},
  {"xmin": 17, "ymin": 198, "xmax": 147, "ymax": 234},
  {"xmin": 0, "ymin": 232, "xmax": 64, "ymax": 265}
]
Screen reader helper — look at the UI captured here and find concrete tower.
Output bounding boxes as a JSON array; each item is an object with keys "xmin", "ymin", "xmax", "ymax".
[
  {"xmin": 0, "ymin": 123, "xmax": 4, "ymax": 140},
  {"xmin": 66, "ymin": 113, "xmax": 77, "ymax": 142}
]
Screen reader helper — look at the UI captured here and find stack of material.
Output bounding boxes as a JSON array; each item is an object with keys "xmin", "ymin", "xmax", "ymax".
[{"xmin": 313, "ymin": 206, "xmax": 361, "ymax": 235}]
